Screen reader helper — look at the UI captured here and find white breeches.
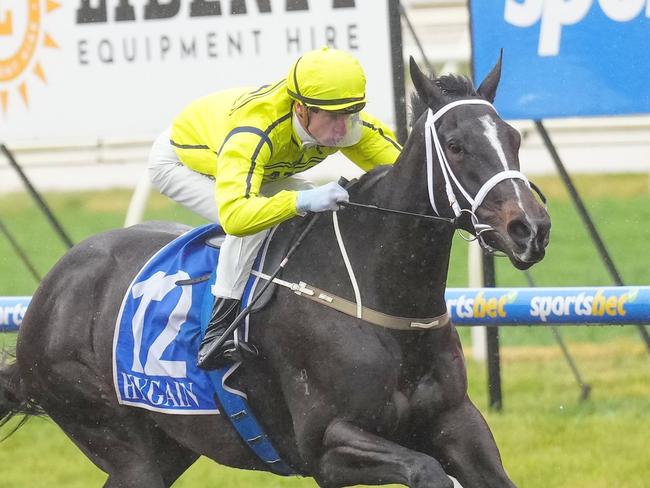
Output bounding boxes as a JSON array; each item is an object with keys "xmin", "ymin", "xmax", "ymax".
[{"xmin": 148, "ymin": 129, "xmax": 314, "ymax": 299}]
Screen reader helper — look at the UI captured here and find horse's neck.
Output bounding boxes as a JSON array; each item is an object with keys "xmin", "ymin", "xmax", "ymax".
[{"xmin": 346, "ymin": 135, "xmax": 453, "ymax": 318}]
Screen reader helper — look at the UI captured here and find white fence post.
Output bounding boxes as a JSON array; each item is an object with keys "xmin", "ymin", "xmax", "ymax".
[
  {"xmin": 124, "ymin": 169, "xmax": 152, "ymax": 228},
  {"xmin": 468, "ymin": 239, "xmax": 486, "ymax": 361}
]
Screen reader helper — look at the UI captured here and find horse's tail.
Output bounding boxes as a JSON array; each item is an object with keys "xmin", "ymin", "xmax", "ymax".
[{"xmin": 0, "ymin": 355, "xmax": 44, "ymax": 439}]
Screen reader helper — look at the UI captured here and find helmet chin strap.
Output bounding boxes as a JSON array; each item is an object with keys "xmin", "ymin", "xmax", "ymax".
[
  {"xmin": 424, "ymin": 99, "xmax": 531, "ymax": 247},
  {"xmin": 293, "ymin": 105, "xmax": 320, "ymax": 148}
]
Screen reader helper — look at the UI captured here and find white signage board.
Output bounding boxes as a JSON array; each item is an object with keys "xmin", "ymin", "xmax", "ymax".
[{"xmin": 1, "ymin": 0, "xmax": 399, "ymax": 145}]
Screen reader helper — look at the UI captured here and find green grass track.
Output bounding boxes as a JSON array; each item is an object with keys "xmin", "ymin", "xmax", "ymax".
[{"xmin": 1, "ymin": 173, "xmax": 649, "ymax": 486}]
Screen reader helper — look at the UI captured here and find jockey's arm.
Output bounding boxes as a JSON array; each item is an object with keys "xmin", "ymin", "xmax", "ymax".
[
  {"xmin": 341, "ymin": 112, "xmax": 402, "ymax": 170},
  {"xmin": 215, "ymin": 131, "xmax": 299, "ymax": 237}
]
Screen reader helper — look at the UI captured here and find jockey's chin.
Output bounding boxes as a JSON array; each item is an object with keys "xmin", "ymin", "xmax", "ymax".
[
  {"xmin": 315, "ymin": 131, "xmax": 346, "ymax": 147},
  {"xmin": 317, "ymin": 130, "xmax": 361, "ymax": 148}
]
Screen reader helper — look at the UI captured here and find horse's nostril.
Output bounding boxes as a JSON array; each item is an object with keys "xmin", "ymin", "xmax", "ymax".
[
  {"xmin": 507, "ymin": 219, "xmax": 531, "ymax": 247},
  {"xmin": 538, "ymin": 221, "xmax": 551, "ymax": 247},
  {"xmin": 537, "ymin": 228, "xmax": 549, "ymax": 249}
]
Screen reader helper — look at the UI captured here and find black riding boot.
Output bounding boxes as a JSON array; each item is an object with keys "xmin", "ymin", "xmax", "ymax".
[{"xmin": 197, "ymin": 297, "xmax": 257, "ymax": 370}]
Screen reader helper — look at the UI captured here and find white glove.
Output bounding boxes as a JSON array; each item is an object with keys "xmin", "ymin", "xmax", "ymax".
[{"xmin": 296, "ymin": 182, "xmax": 349, "ymax": 213}]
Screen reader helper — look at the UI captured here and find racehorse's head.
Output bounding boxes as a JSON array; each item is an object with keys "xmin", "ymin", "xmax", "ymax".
[{"xmin": 409, "ymin": 54, "xmax": 550, "ymax": 270}]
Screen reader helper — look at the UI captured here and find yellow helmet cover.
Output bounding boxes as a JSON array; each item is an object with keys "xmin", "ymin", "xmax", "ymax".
[{"xmin": 287, "ymin": 47, "xmax": 367, "ymax": 113}]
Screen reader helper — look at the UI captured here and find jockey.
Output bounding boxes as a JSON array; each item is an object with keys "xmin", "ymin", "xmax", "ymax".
[{"xmin": 148, "ymin": 47, "xmax": 401, "ymax": 370}]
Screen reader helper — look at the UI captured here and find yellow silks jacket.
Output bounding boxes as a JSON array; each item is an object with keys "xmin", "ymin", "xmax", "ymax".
[{"xmin": 170, "ymin": 79, "xmax": 401, "ymax": 236}]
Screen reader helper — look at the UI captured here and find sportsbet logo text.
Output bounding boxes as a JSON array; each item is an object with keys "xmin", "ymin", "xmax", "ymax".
[
  {"xmin": 0, "ymin": 301, "xmax": 28, "ymax": 328},
  {"xmin": 505, "ymin": 0, "xmax": 650, "ymax": 56},
  {"xmin": 447, "ymin": 291, "xmax": 518, "ymax": 320},
  {"xmin": 530, "ymin": 288, "xmax": 637, "ymax": 322},
  {"xmin": 446, "ymin": 288, "xmax": 638, "ymax": 323}
]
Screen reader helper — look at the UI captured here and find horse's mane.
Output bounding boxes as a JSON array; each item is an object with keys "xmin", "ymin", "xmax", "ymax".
[
  {"xmin": 409, "ymin": 74, "xmax": 479, "ymax": 126},
  {"xmin": 350, "ymin": 164, "xmax": 392, "ymax": 195},
  {"xmin": 355, "ymin": 73, "xmax": 479, "ymax": 191}
]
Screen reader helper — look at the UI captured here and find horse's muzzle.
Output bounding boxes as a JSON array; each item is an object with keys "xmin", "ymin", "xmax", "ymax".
[{"xmin": 506, "ymin": 214, "xmax": 551, "ymax": 269}]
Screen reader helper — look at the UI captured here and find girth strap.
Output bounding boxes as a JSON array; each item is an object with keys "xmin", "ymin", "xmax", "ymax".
[{"xmin": 250, "ymin": 270, "xmax": 449, "ymax": 331}]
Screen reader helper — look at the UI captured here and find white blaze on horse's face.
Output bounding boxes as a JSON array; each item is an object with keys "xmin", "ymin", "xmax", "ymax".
[
  {"xmin": 478, "ymin": 115, "xmax": 510, "ymax": 172},
  {"xmin": 428, "ymin": 101, "xmax": 549, "ymax": 270},
  {"xmin": 474, "ymin": 113, "xmax": 544, "ymax": 266},
  {"xmin": 461, "ymin": 110, "xmax": 549, "ymax": 269},
  {"xmin": 478, "ymin": 114, "xmax": 529, "ymax": 218}
]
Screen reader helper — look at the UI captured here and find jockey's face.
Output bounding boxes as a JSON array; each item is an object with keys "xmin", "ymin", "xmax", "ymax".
[{"xmin": 295, "ymin": 103, "xmax": 362, "ymax": 147}]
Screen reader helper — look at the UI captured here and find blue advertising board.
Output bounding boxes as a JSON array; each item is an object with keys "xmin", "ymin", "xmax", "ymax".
[
  {"xmin": 0, "ymin": 297, "xmax": 30, "ymax": 332},
  {"xmin": 470, "ymin": 1, "xmax": 650, "ymax": 120},
  {"xmin": 444, "ymin": 286, "xmax": 650, "ymax": 325},
  {"xmin": 3, "ymin": 286, "xmax": 650, "ymax": 331}
]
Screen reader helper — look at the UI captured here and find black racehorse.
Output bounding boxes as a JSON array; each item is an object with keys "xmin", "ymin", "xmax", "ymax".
[{"xmin": 1, "ymin": 57, "xmax": 550, "ymax": 487}]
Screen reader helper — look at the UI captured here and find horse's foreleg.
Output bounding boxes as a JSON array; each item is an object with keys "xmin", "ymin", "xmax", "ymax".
[
  {"xmin": 315, "ymin": 419, "xmax": 454, "ymax": 488},
  {"xmin": 428, "ymin": 397, "xmax": 517, "ymax": 488}
]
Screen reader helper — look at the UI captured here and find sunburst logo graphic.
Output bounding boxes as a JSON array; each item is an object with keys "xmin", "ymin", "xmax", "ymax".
[{"xmin": 0, "ymin": 0, "xmax": 60, "ymax": 116}]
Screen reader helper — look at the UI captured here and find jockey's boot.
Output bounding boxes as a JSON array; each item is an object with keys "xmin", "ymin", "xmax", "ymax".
[{"xmin": 197, "ymin": 297, "xmax": 258, "ymax": 370}]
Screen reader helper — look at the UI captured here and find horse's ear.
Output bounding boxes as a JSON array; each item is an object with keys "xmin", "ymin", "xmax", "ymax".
[
  {"xmin": 409, "ymin": 56, "xmax": 441, "ymax": 108},
  {"xmin": 477, "ymin": 49, "xmax": 503, "ymax": 103}
]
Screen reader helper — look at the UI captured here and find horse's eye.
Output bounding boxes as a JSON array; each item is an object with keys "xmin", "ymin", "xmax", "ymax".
[{"xmin": 448, "ymin": 142, "xmax": 462, "ymax": 155}]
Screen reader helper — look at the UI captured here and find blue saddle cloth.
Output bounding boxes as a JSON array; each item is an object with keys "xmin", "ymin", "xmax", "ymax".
[
  {"xmin": 113, "ymin": 223, "xmax": 295, "ymax": 475},
  {"xmin": 113, "ymin": 223, "xmax": 260, "ymax": 414}
]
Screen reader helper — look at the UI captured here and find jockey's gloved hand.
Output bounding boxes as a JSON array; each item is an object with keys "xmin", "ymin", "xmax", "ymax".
[{"xmin": 296, "ymin": 182, "xmax": 349, "ymax": 213}]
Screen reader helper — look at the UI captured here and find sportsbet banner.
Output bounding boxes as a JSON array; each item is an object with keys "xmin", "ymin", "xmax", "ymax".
[
  {"xmin": 445, "ymin": 286, "xmax": 650, "ymax": 325},
  {"xmin": 0, "ymin": 296, "xmax": 29, "ymax": 331},
  {"xmin": 3, "ymin": 287, "xmax": 650, "ymax": 331},
  {"xmin": 0, "ymin": 0, "xmax": 399, "ymax": 145},
  {"xmin": 471, "ymin": 0, "xmax": 650, "ymax": 119}
]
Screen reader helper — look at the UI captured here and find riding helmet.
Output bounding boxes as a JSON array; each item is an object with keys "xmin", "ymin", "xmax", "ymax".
[{"xmin": 286, "ymin": 47, "xmax": 367, "ymax": 114}]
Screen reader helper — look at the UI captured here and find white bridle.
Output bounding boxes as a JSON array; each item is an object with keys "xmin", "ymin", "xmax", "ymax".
[{"xmin": 424, "ymin": 99, "xmax": 531, "ymax": 235}]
